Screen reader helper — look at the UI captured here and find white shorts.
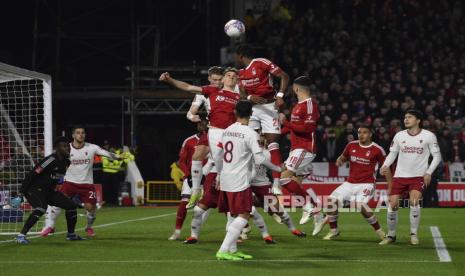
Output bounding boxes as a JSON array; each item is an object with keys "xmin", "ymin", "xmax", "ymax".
[
  {"xmin": 330, "ymin": 182, "xmax": 375, "ymax": 204},
  {"xmin": 208, "ymin": 128, "xmax": 225, "ymax": 160},
  {"xmin": 250, "ymin": 102, "xmax": 280, "ymax": 134},
  {"xmin": 285, "ymin": 149, "xmax": 316, "ymax": 176},
  {"xmin": 181, "ymin": 178, "xmax": 192, "ymax": 197}
]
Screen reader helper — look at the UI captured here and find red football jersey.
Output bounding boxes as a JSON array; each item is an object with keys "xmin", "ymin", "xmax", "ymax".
[
  {"xmin": 201, "ymin": 86, "xmax": 240, "ymax": 129},
  {"xmin": 238, "ymin": 58, "xmax": 282, "ymax": 99},
  {"xmin": 342, "ymin": 141, "xmax": 386, "ymax": 184},
  {"xmin": 283, "ymin": 98, "xmax": 319, "ymax": 152},
  {"xmin": 178, "ymin": 134, "xmax": 200, "ymax": 176}
]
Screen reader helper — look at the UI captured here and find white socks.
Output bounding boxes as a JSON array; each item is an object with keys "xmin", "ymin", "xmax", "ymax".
[
  {"xmin": 280, "ymin": 212, "xmax": 296, "ymax": 231},
  {"xmin": 387, "ymin": 207, "xmax": 398, "ymax": 237},
  {"xmin": 410, "ymin": 206, "xmax": 421, "ymax": 235},
  {"xmin": 219, "ymin": 216, "xmax": 248, "ymax": 253},
  {"xmin": 191, "ymin": 206, "xmax": 206, "ymax": 238},
  {"xmin": 191, "ymin": 160, "xmax": 203, "ymax": 190},
  {"xmin": 251, "ymin": 207, "xmax": 269, "ymax": 238},
  {"xmin": 201, "ymin": 208, "xmax": 211, "ymax": 225},
  {"xmin": 86, "ymin": 210, "xmax": 96, "ymax": 228},
  {"xmin": 44, "ymin": 205, "xmax": 61, "ymax": 228}
]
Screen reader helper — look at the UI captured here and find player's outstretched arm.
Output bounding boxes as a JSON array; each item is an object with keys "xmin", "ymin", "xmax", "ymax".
[
  {"xmin": 159, "ymin": 72, "xmax": 202, "ymax": 94},
  {"xmin": 254, "ymin": 151, "xmax": 282, "ymax": 173},
  {"xmin": 95, "ymin": 146, "xmax": 120, "ymax": 161},
  {"xmin": 335, "ymin": 155, "xmax": 347, "ymax": 166}
]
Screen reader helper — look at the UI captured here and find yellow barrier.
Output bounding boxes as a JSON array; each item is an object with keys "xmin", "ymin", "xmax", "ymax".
[{"xmin": 145, "ymin": 181, "xmax": 180, "ymax": 203}]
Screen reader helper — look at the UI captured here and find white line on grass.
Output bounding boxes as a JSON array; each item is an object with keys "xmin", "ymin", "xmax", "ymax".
[
  {"xmin": 0, "ymin": 211, "xmax": 177, "ymax": 245},
  {"xmin": 430, "ymin": 226, "xmax": 452, "ymax": 262},
  {"xmin": 0, "ymin": 259, "xmax": 441, "ymax": 264}
]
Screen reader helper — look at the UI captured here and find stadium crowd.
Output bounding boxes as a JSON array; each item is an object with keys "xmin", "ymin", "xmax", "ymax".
[{"xmin": 245, "ymin": 0, "xmax": 465, "ymax": 165}]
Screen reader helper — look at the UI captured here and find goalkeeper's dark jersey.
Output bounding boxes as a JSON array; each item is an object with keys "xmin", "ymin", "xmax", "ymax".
[{"xmin": 21, "ymin": 153, "xmax": 70, "ymax": 192}]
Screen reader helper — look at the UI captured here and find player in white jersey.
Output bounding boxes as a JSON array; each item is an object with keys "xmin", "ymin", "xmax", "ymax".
[
  {"xmin": 214, "ymin": 101, "xmax": 282, "ymax": 261},
  {"xmin": 41, "ymin": 126, "xmax": 119, "ymax": 237},
  {"xmin": 379, "ymin": 110, "xmax": 441, "ymax": 245}
]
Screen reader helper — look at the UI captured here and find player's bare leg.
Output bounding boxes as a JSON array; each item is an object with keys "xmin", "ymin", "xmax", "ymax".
[
  {"xmin": 380, "ymin": 194, "xmax": 400, "ymax": 245},
  {"xmin": 84, "ymin": 202, "xmax": 97, "ymax": 237},
  {"xmin": 187, "ymin": 145, "xmax": 209, "ymax": 208},
  {"xmin": 217, "ymin": 213, "xmax": 252, "ymax": 261},
  {"xmin": 360, "ymin": 204, "xmax": 385, "ymax": 241},
  {"xmin": 409, "ymin": 190, "xmax": 422, "ymax": 245}
]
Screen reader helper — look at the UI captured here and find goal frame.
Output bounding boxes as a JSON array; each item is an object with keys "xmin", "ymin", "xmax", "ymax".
[
  {"xmin": 0, "ymin": 62, "xmax": 52, "ymax": 235},
  {"xmin": 0, "ymin": 62, "xmax": 52, "ymax": 155}
]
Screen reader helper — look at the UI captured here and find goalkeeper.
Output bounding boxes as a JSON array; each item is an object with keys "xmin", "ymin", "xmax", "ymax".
[{"xmin": 15, "ymin": 137, "xmax": 83, "ymax": 244}]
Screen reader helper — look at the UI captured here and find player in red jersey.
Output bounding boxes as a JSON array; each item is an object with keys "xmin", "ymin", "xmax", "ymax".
[
  {"xmin": 235, "ymin": 45, "xmax": 289, "ymax": 191},
  {"xmin": 322, "ymin": 126, "xmax": 392, "ymax": 241},
  {"xmin": 160, "ymin": 67, "xmax": 231, "ymax": 208},
  {"xmin": 278, "ymin": 76, "xmax": 326, "ymax": 235},
  {"xmin": 160, "ymin": 68, "xmax": 241, "ymax": 244},
  {"xmin": 168, "ymin": 120, "xmax": 209, "ymax": 241},
  {"xmin": 161, "ymin": 66, "xmax": 224, "ymax": 209}
]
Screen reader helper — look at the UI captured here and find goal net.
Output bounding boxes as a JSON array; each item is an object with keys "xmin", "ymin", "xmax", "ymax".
[{"xmin": 0, "ymin": 62, "xmax": 52, "ymax": 235}]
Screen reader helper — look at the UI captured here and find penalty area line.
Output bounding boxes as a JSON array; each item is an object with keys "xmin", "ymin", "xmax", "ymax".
[
  {"xmin": 0, "ymin": 212, "xmax": 177, "ymax": 245},
  {"xmin": 430, "ymin": 226, "xmax": 452, "ymax": 262}
]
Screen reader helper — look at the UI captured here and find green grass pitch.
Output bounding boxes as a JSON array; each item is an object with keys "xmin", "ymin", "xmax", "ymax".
[{"xmin": 0, "ymin": 207, "xmax": 464, "ymax": 275}]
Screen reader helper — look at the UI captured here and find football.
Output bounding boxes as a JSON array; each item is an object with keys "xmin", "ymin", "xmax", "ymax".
[{"xmin": 224, "ymin": 19, "xmax": 245, "ymax": 38}]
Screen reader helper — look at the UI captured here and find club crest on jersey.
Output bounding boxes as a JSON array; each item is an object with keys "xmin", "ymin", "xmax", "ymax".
[
  {"xmin": 252, "ymin": 68, "xmax": 256, "ymax": 75},
  {"xmin": 419, "ymin": 140, "xmax": 423, "ymax": 143},
  {"xmin": 402, "ymin": 141, "xmax": 406, "ymax": 143},
  {"xmin": 352, "ymin": 149, "xmax": 356, "ymax": 153},
  {"xmin": 366, "ymin": 150, "xmax": 370, "ymax": 157},
  {"xmin": 85, "ymin": 152, "xmax": 88, "ymax": 155}
]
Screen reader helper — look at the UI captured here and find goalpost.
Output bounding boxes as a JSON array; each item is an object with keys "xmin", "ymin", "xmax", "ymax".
[{"xmin": 0, "ymin": 62, "xmax": 52, "ymax": 235}]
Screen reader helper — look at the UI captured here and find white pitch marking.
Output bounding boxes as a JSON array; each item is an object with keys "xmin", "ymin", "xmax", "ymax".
[
  {"xmin": 430, "ymin": 226, "xmax": 452, "ymax": 262},
  {"xmin": 0, "ymin": 259, "xmax": 441, "ymax": 264},
  {"xmin": 0, "ymin": 211, "xmax": 177, "ymax": 244}
]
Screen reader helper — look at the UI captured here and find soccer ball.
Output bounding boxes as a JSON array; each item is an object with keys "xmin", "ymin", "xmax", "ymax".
[{"xmin": 224, "ymin": 19, "xmax": 245, "ymax": 38}]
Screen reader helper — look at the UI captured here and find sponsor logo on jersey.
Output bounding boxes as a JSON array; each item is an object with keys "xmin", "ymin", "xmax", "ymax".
[
  {"xmin": 71, "ymin": 159, "xmax": 91, "ymax": 165},
  {"xmin": 401, "ymin": 146, "xmax": 424, "ymax": 154}
]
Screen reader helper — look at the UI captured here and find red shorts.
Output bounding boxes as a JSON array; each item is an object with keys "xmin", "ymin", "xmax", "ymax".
[
  {"xmin": 61, "ymin": 181, "xmax": 97, "ymax": 204},
  {"xmin": 390, "ymin": 177, "xmax": 425, "ymax": 196},
  {"xmin": 251, "ymin": 185, "xmax": 274, "ymax": 207},
  {"xmin": 198, "ymin": 173, "xmax": 219, "ymax": 209},
  {"xmin": 197, "ymin": 132, "xmax": 209, "ymax": 147},
  {"xmin": 218, "ymin": 187, "xmax": 253, "ymax": 216}
]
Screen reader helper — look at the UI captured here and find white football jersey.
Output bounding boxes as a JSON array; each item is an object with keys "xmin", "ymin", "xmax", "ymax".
[
  {"xmin": 251, "ymin": 150, "xmax": 271, "ymax": 186},
  {"xmin": 388, "ymin": 129, "xmax": 440, "ymax": 177},
  {"xmin": 192, "ymin": 94, "xmax": 211, "ymax": 114},
  {"xmin": 65, "ymin": 142, "xmax": 114, "ymax": 184},
  {"xmin": 218, "ymin": 122, "xmax": 262, "ymax": 192}
]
